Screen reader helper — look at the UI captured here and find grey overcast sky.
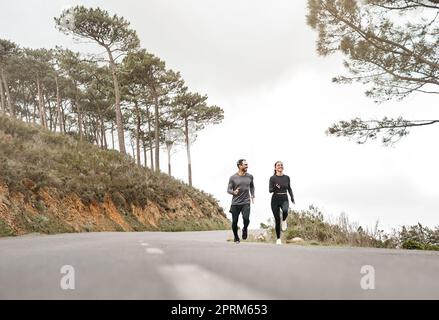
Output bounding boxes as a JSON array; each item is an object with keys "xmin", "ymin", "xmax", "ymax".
[{"xmin": 2, "ymin": 0, "xmax": 439, "ymax": 232}]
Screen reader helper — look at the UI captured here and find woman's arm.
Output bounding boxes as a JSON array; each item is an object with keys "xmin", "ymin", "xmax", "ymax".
[
  {"xmin": 269, "ymin": 176, "xmax": 275, "ymax": 193},
  {"xmin": 287, "ymin": 176, "xmax": 295, "ymax": 203}
]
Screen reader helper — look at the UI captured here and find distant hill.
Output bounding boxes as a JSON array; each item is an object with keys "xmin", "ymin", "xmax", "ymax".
[{"xmin": 0, "ymin": 115, "xmax": 229, "ymax": 236}]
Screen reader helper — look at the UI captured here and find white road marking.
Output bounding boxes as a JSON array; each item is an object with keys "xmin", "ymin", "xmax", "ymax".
[
  {"xmin": 158, "ymin": 264, "xmax": 273, "ymax": 299},
  {"xmin": 146, "ymin": 248, "xmax": 164, "ymax": 255},
  {"xmin": 140, "ymin": 242, "xmax": 149, "ymax": 246}
]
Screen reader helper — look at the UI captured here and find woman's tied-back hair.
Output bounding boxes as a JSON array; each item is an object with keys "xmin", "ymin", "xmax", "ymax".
[
  {"xmin": 237, "ymin": 159, "xmax": 246, "ymax": 168},
  {"xmin": 274, "ymin": 161, "xmax": 282, "ymax": 175}
]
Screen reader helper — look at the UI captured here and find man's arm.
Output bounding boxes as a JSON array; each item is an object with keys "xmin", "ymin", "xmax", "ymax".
[
  {"xmin": 250, "ymin": 175, "xmax": 255, "ymax": 203},
  {"xmin": 227, "ymin": 177, "xmax": 235, "ymax": 195}
]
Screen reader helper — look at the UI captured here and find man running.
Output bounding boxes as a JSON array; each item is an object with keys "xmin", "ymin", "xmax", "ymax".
[{"xmin": 227, "ymin": 159, "xmax": 255, "ymax": 244}]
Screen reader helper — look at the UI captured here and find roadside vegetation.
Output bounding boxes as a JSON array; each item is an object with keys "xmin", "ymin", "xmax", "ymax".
[{"xmin": 258, "ymin": 205, "xmax": 439, "ymax": 251}]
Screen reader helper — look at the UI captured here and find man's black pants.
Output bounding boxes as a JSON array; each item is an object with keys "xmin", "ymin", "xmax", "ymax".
[{"xmin": 229, "ymin": 204, "xmax": 250, "ymax": 240}]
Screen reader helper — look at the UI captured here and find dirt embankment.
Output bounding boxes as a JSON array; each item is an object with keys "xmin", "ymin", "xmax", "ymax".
[{"xmin": 0, "ymin": 181, "xmax": 230, "ymax": 236}]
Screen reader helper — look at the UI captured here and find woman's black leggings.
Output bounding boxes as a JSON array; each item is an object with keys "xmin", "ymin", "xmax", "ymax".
[{"xmin": 271, "ymin": 196, "xmax": 289, "ymax": 239}]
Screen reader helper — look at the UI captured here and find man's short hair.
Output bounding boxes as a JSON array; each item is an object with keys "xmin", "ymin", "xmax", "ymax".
[{"xmin": 237, "ymin": 159, "xmax": 246, "ymax": 168}]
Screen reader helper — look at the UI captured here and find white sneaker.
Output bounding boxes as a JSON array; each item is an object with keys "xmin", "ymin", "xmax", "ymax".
[
  {"xmin": 276, "ymin": 239, "xmax": 282, "ymax": 245},
  {"xmin": 281, "ymin": 219, "xmax": 287, "ymax": 231}
]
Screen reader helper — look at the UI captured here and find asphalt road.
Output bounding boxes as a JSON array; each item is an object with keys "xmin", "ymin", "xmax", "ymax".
[{"xmin": 0, "ymin": 230, "xmax": 438, "ymax": 299}]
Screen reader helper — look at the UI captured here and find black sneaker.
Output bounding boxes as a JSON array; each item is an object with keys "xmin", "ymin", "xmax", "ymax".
[
  {"xmin": 234, "ymin": 237, "xmax": 240, "ymax": 244},
  {"xmin": 242, "ymin": 228, "xmax": 248, "ymax": 240}
]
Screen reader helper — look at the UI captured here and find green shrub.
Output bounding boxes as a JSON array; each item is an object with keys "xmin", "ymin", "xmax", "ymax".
[
  {"xmin": 423, "ymin": 244, "xmax": 439, "ymax": 251},
  {"xmin": 0, "ymin": 220, "xmax": 15, "ymax": 237},
  {"xmin": 402, "ymin": 240, "xmax": 425, "ymax": 250}
]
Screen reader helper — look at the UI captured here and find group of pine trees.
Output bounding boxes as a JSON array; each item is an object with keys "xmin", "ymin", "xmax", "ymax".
[{"xmin": 0, "ymin": 6, "xmax": 223, "ymax": 186}]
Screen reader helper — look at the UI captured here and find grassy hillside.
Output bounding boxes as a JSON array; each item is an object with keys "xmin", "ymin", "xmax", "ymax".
[{"xmin": 0, "ymin": 115, "xmax": 229, "ymax": 236}]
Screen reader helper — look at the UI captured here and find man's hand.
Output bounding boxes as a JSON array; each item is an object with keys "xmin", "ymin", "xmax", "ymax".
[
  {"xmin": 233, "ymin": 187, "xmax": 240, "ymax": 195},
  {"xmin": 251, "ymin": 197, "xmax": 255, "ymax": 204}
]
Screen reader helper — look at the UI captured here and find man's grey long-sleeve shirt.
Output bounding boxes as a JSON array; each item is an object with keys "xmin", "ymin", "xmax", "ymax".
[{"xmin": 227, "ymin": 173, "xmax": 255, "ymax": 205}]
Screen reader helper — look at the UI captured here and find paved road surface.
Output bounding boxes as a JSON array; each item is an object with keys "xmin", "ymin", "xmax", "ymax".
[{"xmin": 1, "ymin": 231, "xmax": 438, "ymax": 299}]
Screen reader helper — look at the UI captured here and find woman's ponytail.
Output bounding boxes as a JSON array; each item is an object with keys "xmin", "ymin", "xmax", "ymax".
[{"xmin": 274, "ymin": 161, "xmax": 281, "ymax": 175}]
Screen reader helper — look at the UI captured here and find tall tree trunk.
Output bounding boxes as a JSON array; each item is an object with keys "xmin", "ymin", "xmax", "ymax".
[
  {"xmin": 45, "ymin": 93, "xmax": 53, "ymax": 131},
  {"xmin": 75, "ymin": 87, "xmax": 83, "ymax": 140},
  {"xmin": 61, "ymin": 106, "xmax": 66, "ymax": 133},
  {"xmin": 83, "ymin": 114, "xmax": 88, "ymax": 141},
  {"xmin": 53, "ymin": 109, "xmax": 58, "ymax": 131},
  {"xmin": 104, "ymin": 131, "xmax": 108, "ymax": 149},
  {"xmin": 32, "ymin": 103, "xmax": 36, "ymax": 124},
  {"xmin": 55, "ymin": 77, "xmax": 63, "ymax": 134},
  {"xmin": 135, "ymin": 101, "xmax": 141, "ymax": 166},
  {"xmin": 0, "ymin": 76, "xmax": 5, "ymax": 114},
  {"xmin": 97, "ymin": 118, "xmax": 101, "ymax": 147},
  {"xmin": 167, "ymin": 143, "xmax": 172, "ymax": 176},
  {"xmin": 36, "ymin": 77, "xmax": 47, "ymax": 128},
  {"xmin": 143, "ymin": 139, "xmax": 147, "ymax": 168},
  {"xmin": 96, "ymin": 110, "xmax": 103, "ymax": 148},
  {"xmin": 98, "ymin": 128, "xmax": 103, "ymax": 148},
  {"xmin": 184, "ymin": 116, "xmax": 192, "ymax": 186},
  {"xmin": 25, "ymin": 105, "xmax": 30, "ymax": 123},
  {"xmin": 110, "ymin": 122, "xmax": 115, "ymax": 150},
  {"xmin": 106, "ymin": 48, "xmax": 126, "ymax": 154},
  {"xmin": 1, "ymin": 68, "xmax": 14, "ymax": 117},
  {"xmin": 101, "ymin": 117, "xmax": 107, "ymax": 149},
  {"xmin": 130, "ymin": 136, "xmax": 135, "ymax": 159},
  {"xmin": 147, "ymin": 107, "xmax": 154, "ymax": 171},
  {"xmin": 149, "ymin": 144, "xmax": 154, "ymax": 171},
  {"xmin": 95, "ymin": 121, "xmax": 101, "ymax": 147},
  {"xmin": 24, "ymin": 92, "xmax": 31, "ymax": 122},
  {"xmin": 153, "ymin": 90, "xmax": 160, "ymax": 172}
]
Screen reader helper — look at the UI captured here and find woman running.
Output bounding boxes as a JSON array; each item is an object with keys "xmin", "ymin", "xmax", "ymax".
[{"xmin": 269, "ymin": 161, "xmax": 295, "ymax": 245}]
